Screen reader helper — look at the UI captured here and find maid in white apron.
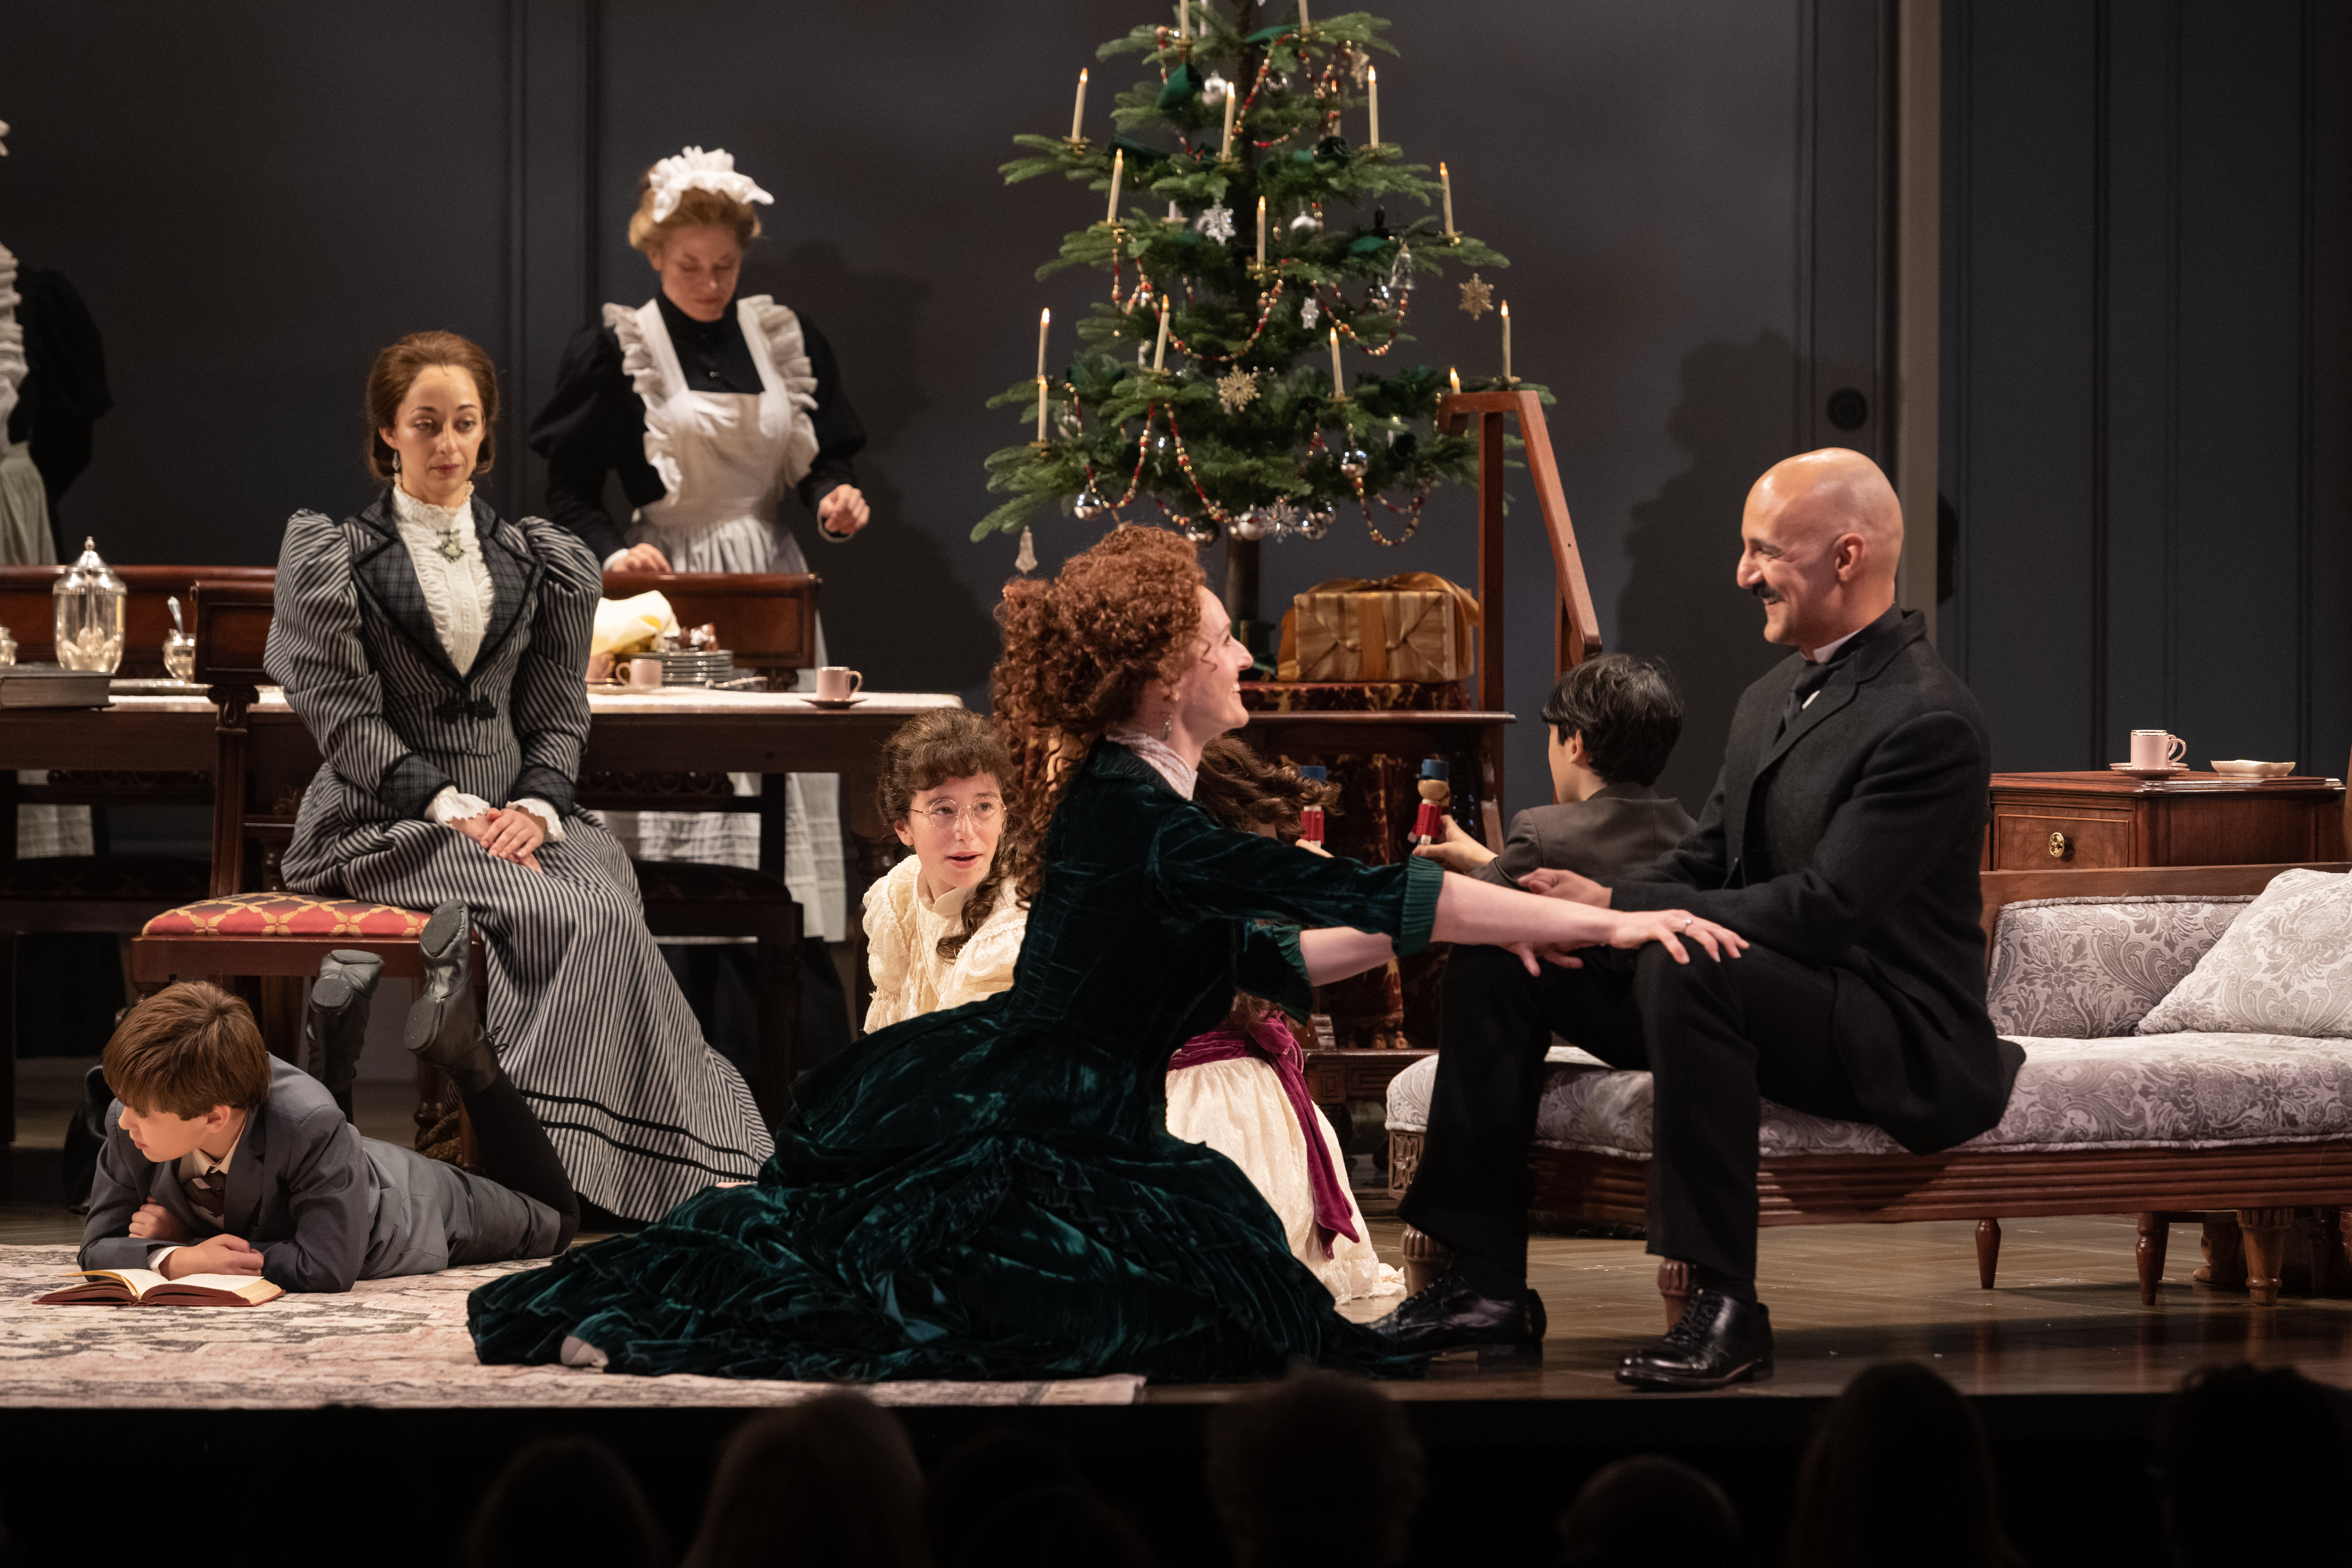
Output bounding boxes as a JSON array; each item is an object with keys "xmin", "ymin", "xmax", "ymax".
[{"xmin": 528, "ymin": 148, "xmax": 868, "ymax": 945}]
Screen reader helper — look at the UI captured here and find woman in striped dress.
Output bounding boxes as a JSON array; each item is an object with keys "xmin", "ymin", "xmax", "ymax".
[{"xmin": 267, "ymin": 330, "xmax": 771, "ymax": 1222}]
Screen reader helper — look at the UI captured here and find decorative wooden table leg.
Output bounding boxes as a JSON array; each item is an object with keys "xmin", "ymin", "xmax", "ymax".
[
  {"xmin": 1658, "ymin": 1259, "xmax": 1692, "ymax": 1331},
  {"xmin": 2238, "ymin": 1207, "xmax": 2294, "ymax": 1306},
  {"xmin": 2197, "ymin": 1215, "xmax": 2246, "ymax": 1288},
  {"xmin": 2134, "ymin": 1212, "xmax": 2169, "ymax": 1305},
  {"xmin": 1976, "ymin": 1218, "xmax": 2001, "ymax": 1289},
  {"xmin": 1399, "ymin": 1224, "xmax": 1452, "ymax": 1297}
]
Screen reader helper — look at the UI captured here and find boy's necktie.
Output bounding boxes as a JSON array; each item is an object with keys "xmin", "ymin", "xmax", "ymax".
[{"xmin": 186, "ymin": 1169, "xmax": 225, "ymax": 1220}]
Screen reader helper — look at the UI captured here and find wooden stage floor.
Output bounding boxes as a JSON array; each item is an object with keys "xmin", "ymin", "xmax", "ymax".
[{"xmin": 12, "ymin": 1054, "xmax": 2349, "ymax": 1411}]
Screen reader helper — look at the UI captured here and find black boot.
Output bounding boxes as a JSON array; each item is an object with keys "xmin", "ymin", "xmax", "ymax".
[
  {"xmin": 404, "ymin": 902, "xmax": 500, "ymax": 1097},
  {"xmin": 308, "ymin": 949, "xmax": 384, "ymax": 1120},
  {"xmin": 1615, "ymin": 1289, "xmax": 1774, "ymax": 1391},
  {"xmin": 1366, "ymin": 1270, "xmax": 1548, "ymax": 1360}
]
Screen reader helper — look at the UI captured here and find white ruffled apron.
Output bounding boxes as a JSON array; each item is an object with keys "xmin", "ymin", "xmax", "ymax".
[{"xmin": 600, "ymin": 295, "xmax": 846, "ymax": 942}]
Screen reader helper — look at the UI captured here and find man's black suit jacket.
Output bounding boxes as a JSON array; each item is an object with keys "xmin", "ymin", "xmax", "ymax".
[{"xmin": 1609, "ymin": 608, "xmax": 2023, "ymax": 1153}]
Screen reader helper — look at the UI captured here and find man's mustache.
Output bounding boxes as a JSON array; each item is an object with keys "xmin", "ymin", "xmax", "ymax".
[{"xmin": 1750, "ymin": 582, "xmax": 1783, "ymax": 604}]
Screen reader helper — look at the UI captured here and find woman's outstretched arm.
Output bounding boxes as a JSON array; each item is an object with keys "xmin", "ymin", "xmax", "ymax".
[{"xmin": 1294, "ymin": 872, "xmax": 1744, "ymax": 988}]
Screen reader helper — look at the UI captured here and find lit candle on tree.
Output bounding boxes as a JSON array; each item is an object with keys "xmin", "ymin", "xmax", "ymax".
[
  {"xmin": 1220, "ymin": 88, "xmax": 1237, "ymax": 160},
  {"xmin": 1500, "ymin": 301, "xmax": 1512, "ymax": 382},
  {"xmin": 1070, "ymin": 68, "xmax": 1088, "ymax": 141},
  {"xmin": 1449, "ymin": 366, "xmax": 1461, "ymax": 394},
  {"xmin": 1368, "ymin": 67, "xmax": 1380, "ymax": 147},
  {"xmin": 1255, "ymin": 196, "xmax": 1267, "ymax": 268},
  {"xmin": 1036, "ymin": 308, "xmax": 1052, "ymax": 441},
  {"xmin": 1105, "ymin": 148, "xmax": 1124, "ymax": 225},
  {"xmin": 1153, "ymin": 295, "xmax": 1172, "ymax": 372},
  {"xmin": 1328, "ymin": 325, "xmax": 1344, "ymax": 399},
  {"xmin": 1440, "ymin": 162, "xmax": 1456, "ymax": 236}
]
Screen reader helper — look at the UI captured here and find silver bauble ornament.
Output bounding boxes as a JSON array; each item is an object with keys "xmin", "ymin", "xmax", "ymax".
[
  {"xmin": 1302, "ymin": 504, "xmax": 1335, "ymax": 541},
  {"xmin": 1338, "ymin": 447, "xmax": 1371, "ymax": 479},
  {"xmin": 1232, "ymin": 508, "xmax": 1269, "ymax": 542},
  {"xmin": 1179, "ymin": 515, "xmax": 1220, "ymax": 546},
  {"xmin": 1073, "ymin": 487, "xmax": 1108, "ymax": 520}
]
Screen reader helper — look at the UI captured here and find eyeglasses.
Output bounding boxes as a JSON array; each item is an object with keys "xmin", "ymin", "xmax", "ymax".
[{"xmin": 910, "ymin": 800, "xmax": 1003, "ymax": 830}]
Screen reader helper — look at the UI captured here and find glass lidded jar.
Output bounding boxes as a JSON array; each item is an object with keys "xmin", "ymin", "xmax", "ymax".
[
  {"xmin": 0, "ymin": 623, "xmax": 16, "ymax": 667},
  {"xmin": 53, "ymin": 537, "xmax": 127, "ymax": 674}
]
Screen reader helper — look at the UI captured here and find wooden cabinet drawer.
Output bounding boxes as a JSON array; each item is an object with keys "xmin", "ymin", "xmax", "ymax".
[{"xmin": 1991, "ymin": 807, "xmax": 2135, "ymax": 869}]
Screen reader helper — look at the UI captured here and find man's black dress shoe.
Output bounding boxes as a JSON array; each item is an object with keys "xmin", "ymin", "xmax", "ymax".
[
  {"xmin": 1368, "ymin": 1272, "xmax": 1547, "ymax": 1360},
  {"xmin": 405, "ymin": 902, "xmax": 500, "ymax": 1098},
  {"xmin": 1616, "ymin": 1288, "xmax": 1772, "ymax": 1391},
  {"xmin": 308, "ymin": 948, "xmax": 384, "ymax": 1120}
]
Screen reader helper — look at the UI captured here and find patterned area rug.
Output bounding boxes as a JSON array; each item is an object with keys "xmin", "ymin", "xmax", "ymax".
[{"xmin": 0, "ymin": 1247, "xmax": 1142, "ymax": 1409}]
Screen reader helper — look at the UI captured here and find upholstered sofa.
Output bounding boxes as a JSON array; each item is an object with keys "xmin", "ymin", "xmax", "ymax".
[{"xmin": 1385, "ymin": 861, "xmax": 2352, "ymax": 1320}]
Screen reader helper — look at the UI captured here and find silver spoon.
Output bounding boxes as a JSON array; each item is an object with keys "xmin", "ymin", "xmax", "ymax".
[{"xmin": 168, "ymin": 596, "xmax": 185, "ymax": 635}]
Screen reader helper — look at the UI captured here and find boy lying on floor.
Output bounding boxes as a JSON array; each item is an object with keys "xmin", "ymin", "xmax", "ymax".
[{"xmin": 80, "ymin": 910, "xmax": 579, "ymax": 1292}]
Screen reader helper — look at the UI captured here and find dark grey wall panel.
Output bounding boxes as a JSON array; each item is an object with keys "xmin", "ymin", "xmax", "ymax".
[
  {"xmin": 1943, "ymin": 0, "xmax": 2102, "ymax": 771},
  {"xmin": 1945, "ymin": 0, "xmax": 2348, "ymax": 779},
  {"xmin": 0, "ymin": 1, "xmax": 1889, "ymax": 814}
]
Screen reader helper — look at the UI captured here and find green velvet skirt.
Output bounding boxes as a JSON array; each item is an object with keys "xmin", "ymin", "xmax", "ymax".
[{"xmin": 466, "ymin": 996, "xmax": 1422, "ymax": 1382}]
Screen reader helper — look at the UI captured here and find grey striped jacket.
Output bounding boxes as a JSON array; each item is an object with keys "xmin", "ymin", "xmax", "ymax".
[{"xmin": 268, "ymin": 495, "xmax": 601, "ymax": 891}]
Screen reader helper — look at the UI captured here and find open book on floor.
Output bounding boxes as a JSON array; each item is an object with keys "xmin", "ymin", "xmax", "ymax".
[{"xmin": 36, "ymin": 1270, "xmax": 285, "ymax": 1307}]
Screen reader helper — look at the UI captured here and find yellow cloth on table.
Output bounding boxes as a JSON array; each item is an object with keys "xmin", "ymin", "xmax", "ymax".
[
  {"xmin": 592, "ymin": 591, "xmax": 680, "ymax": 656},
  {"xmin": 1277, "ymin": 572, "xmax": 1480, "ymax": 683}
]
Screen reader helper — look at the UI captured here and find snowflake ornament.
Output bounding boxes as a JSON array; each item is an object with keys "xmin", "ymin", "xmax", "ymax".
[
  {"xmin": 1347, "ymin": 48, "xmax": 1372, "ymax": 87},
  {"xmin": 1300, "ymin": 296, "xmax": 1321, "ymax": 330},
  {"xmin": 1194, "ymin": 203, "xmax": 1236, "ymax": 243},
  {"xmin": 1216, "ymin": 368, "xmax": 1261, "ymax": 413},
  {"xmin": 1459, "ymin": 273, "xmax": 1495, "ymax": 319}
]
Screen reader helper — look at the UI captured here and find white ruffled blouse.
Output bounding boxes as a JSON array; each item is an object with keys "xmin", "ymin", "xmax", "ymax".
[
  {"xmin": 388, "ymin": 483, "xmax": 563, "ymax": 842},
  {"xmin": 860, "ymin": 854, "xmax": 1027, "ymax": 1033}
]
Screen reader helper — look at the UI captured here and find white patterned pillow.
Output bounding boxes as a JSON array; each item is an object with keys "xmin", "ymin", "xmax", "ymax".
[
  {"xmin": 1987, "ymin": 895, "xmax": 2250, "ymax": 1038},
  {"xmin": 2138, "ymin": 869, "xmax": 2352, "ymax": 1038}
]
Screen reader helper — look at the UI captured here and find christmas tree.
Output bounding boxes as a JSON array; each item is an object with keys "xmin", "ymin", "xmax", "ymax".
[{"xmin": 978, "ymin": 1, "xmax": 1530, "ymax": 597}]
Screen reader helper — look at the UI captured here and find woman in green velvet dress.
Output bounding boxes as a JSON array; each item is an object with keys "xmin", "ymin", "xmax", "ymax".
[{"xmin": 466, "ymin": 530, "xmax": 1738, "ymax": 1382}]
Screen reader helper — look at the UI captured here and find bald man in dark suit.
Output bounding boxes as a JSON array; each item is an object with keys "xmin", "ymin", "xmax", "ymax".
[{"xmin": 1377, "ymin": 449, "xmax": 2019, "ymax": 1390}]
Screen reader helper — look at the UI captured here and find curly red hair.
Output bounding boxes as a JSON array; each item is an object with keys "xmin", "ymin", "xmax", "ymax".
[{"xmin": 992, "ymin": 528, "xmax": 1208, "ymax": 897}]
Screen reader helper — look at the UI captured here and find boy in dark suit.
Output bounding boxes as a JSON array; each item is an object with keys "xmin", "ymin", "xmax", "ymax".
[
  {"xmin": 80, "ymin": 904, "xmax": 580, "ymax": 1291},
  {"xmin": 1413, "ymin": 654, "xmax": 1697, "ymax": 886}
]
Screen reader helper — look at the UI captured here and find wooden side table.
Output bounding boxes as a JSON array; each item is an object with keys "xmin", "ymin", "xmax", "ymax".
[{"xmin": 1986, "ymin": 771, "xmax": 2348, "ymax": 870}]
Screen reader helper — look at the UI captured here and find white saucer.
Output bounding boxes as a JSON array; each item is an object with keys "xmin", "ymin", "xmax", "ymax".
[
  {"xmin": 2109, "ymin": 762, "xmax": 2190, "ymax": 780},
  {"xmin": 807, "ymin": 696, "xmax": 864, "ymax": 709}
]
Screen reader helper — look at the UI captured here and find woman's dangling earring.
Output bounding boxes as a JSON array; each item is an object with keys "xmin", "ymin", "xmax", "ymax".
[{"xmin": 1160, "ymin": 714, "xmax": 1173, "ymax": 744}]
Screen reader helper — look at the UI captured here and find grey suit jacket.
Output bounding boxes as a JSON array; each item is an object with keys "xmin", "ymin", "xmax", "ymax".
[
  {"xmin": 265, "ymin": 495, "xmax": 602, "ymax": 892},
  {"xmin": 1472, "ymin": 783, "xmax": 1697, "ymax": 888},
  {"xmin": 1610, "ymin": 608, "xmax": 2023, "ymax": 1154},
  {"xmin": 79, "ymin": 1057, "xmax": 558, "ymax": 1291}
]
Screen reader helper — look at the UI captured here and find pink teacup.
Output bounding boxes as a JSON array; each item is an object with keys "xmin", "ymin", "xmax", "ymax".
[{"xmin": 2129, "ymin": 730, "xmax": 2185, "ymax": 770}]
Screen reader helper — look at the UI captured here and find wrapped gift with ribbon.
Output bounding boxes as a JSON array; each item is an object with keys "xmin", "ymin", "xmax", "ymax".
[{"xmin": 1276, "ymin": 571, "xmax": 1480, "ymax": 683}]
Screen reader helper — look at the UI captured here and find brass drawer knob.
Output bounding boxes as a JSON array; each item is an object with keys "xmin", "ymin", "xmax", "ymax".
[{"xmin": 2047, "ymin": 830, "xmax": 2070, "ymax": 859}]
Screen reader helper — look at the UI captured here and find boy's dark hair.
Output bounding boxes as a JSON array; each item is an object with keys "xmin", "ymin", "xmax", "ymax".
[
  {"xmin": 100, "ymin": 981, "xmax": 271, "ymax": 1118},
  {"xmin": 1784, "ymin": 1360, "xmax": 2021, "ymax": 1568},
  {"xmin": 1540, "ymin": 654, "xmax": 1683, "ymax": 787},
  {"xmin": 2158, "ymin": 1364, "xmax": 2352, "ymax": 1562}
]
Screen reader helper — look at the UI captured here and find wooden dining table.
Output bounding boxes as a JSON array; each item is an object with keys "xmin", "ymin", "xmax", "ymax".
[{"xmin": 1, "ymin": 687, "xmax": 965, "ymax": 1022}]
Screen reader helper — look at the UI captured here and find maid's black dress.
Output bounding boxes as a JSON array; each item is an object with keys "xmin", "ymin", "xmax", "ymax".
[{"xmin": 467, "ymin": 741, "xmax": 1439, "ymax": 1381}]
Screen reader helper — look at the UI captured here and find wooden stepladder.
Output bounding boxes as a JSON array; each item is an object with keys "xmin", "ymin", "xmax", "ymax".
[{"xmin": 1435, "ymin": 389, "xmax": 1604, "ymax": 845}]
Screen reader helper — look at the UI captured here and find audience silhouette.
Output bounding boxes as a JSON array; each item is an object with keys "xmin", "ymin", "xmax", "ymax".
[
  {"xmin": 1783, "ymin": 1361, "xmax": 2021, "ymax": 1568},
  {"xmin": 1557, "ymin": 1454, "xmax": 1741, "ymax": 1567},
  {"xmin": 2157, "ymin": 1363, "xmax": 2352, "ymax": 1565},
  {"xmin": 463, "ymin": 1435, "xmax": 666, "ymax": 1568},
  {"xmin": 1205, "ymin": 1369, "xmax": 1425, "ymax": 1568},
  {"xmin": 683, "ymin": 1393, "xmax": 928, "ymax": 1568}
]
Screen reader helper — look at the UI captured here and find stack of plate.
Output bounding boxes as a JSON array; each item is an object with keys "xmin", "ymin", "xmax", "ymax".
[{"xmin": 656, "ymin": 648, "xmax": 737, "ymax": 686}]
